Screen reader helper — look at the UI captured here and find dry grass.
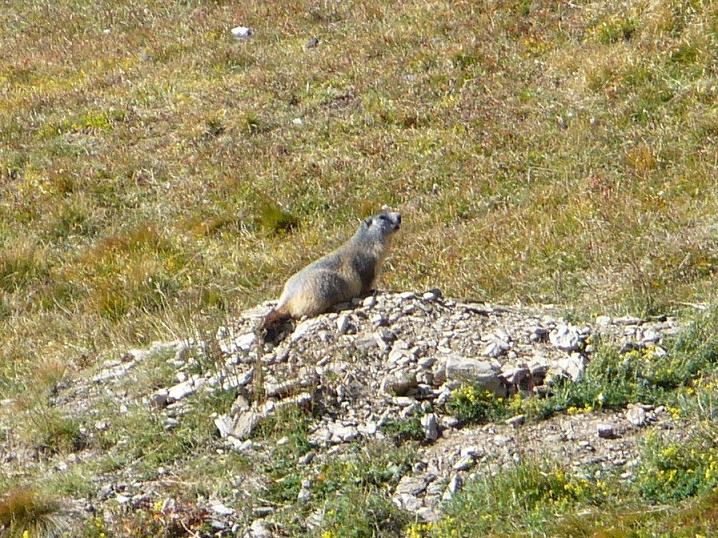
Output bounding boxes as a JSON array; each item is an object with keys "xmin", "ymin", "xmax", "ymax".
[
  {"xmin": 1, "ymin": 0, "xmax": 718, "ymax": 532},
  {"xmin": 0, "ymin": 488, "xmax": 65, "ymax": 538}
]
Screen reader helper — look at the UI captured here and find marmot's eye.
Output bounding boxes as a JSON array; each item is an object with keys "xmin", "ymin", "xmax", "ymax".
[{"xmin": 378, "ymin": 214, "xmax": 387, "ymax": 220}]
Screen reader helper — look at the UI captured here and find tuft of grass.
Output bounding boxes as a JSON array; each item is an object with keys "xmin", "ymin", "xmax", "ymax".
[
  {"xmin": 25, "ymin": 407, "xmax": 85, "ymax": 455},
  {"xmin": 446, "ymin": 386, "xmax": 514, "ymax": 424},
  {"xmin": 433, "ymin": 460, "xmax": 607, "ymax": 536},
  {"xmin": 0, "ymin": 487, "xmax": 64, "ymax": 538},
  {"xmin": 319, "ymin": 490, "xmax": 411, "ymax": 538},
  {"xmin": 257, "ymin": 199, "xmax": 299, "ymax": 236},
  {"xmin": 380, "ymin": 415, "xmax": 425, "ymax": 443},
  {"xmin": 0, "ymin": 244, "xmax": 49, "ymax": 293},
  {"xmin": 595, "ymin": 16, "xmax": 638, "ymax": 44}
]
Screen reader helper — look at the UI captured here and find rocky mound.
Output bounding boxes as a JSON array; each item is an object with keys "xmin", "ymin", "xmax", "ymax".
[
  {"xmin": 143, "ymin": 291, "xmax": 679, "ymax": 533},
  {"xmin": 28, "ymin": 291, "xmax": 683, "ymax": 536}
]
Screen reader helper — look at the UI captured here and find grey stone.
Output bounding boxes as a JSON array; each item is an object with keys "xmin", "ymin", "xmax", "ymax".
[
  {"xmin": 210, "ymin": 501, "xmax": 235, "ymax": 516},
  {"xmin": 330, "ymin": 425, "xmax": 358, "ymax": 444},
  {"xmin": 557, "ymin": 353, "xmax": 587, "ymax": 382},
  {"xmin": 597, "ymin": 423, "xmax": 618, "ymax": 439},
  {"xmin": 615, "ymin": 316, "xmax": 642, "ymax": 325},
  {"xmin": 443, "ymin": 474, "xmax": 463, "ymax": 501},
  {"xmin": 247, "ymin": 519, "xmax": 272, "ymax": 538},
  {"xmin": 382, "ymin": 370, "xmax": 418, "ymax": 396},
  {"xmin": 626, "ymin": 406, "xmax": 647, "ymax": 427},
  {"xmin": 231, "ymin": 410, "xmax": 263, "ymax": 440},
  {"xmin": 550, "ymin": 324, "xmax": 581, "ymax": 352},
  {"xmin": 416, "ymin": 507, "xmax": 439, "ymax": 522},
  {"xmin": 452, "ymin": 455, "xmax": 475, "ymax": 471},
  {"xmin": 421, "ymin": 413, "xmax": 439, "ymax": 442},
  {"xmin": 483, "ymin": 339, "xmax": 509, "ymax": 358},
  {"xmin": 214, "ymin": 415, "xmax": 235, "ymax": 438},
  {"xmin": 445, "ymin": 355, "xmax": 506, "ymax": 396},
  {"xmin": 235, "ymin": 332, "xmax": 257, "ymax": 352},
  {"xmin": 641, "ymin": 328, "xmax": 660, "ymax": 344},
  {"xmin": 395, "ymin": 493, "xmax": 422, "ymax": 512},
  {"xmin": 336, "ymin": 315, "xmax": 350, "ymax": 334},
  {"xmin": 395, "ymin": 474, "xmax": 430, "ymax": 496},
  {"xmin": 167, "ymin": 378, "xmax": 205, "ymax": 402}
]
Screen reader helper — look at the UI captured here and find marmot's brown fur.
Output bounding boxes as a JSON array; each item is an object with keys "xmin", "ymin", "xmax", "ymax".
[{"xmin": 263, "ymin": 210, "xmax": 401, "ymax": 331}]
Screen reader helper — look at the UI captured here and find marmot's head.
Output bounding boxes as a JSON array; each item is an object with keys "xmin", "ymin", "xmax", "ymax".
[{"xmin": 358, "ymin": 210, "xmax": 401, "ymax": 244}]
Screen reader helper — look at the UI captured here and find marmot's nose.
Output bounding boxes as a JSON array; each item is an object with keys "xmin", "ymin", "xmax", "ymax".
[{"xmin": 395, "ymin": 213, "xmax": 401, "ymax": 225}]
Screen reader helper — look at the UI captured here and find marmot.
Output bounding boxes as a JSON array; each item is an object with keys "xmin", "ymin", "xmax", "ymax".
[{"xmin": 263, "ymin": 210, "xmax": 401, "ymax": 331}]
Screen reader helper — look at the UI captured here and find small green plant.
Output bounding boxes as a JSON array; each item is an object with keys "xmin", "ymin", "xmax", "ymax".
[
  {"xmin": 434, "ymin": 460, "xmax": 607, "ymax": 536},
  {"xmin": 319, "ymin": 490, "xmax": 411, "ymax": 538},
  {"xmin": 257, "ymin": 199, "xmax": 299, "ymax": 236},
  {"xmin": 380, "ymin": 415, "xmax": 425, "ymax": 443},
  {"xmin": 26, "ymin": 407, "xmax": 84, "ymax": 454},
  {"xmin": 446, "ymin": 386, "xmax": 513, "ymax": 423},
  {"xmin": 636, "ymin": 433, "xmax": 718, "ymax": 502},
  {"xmin": 0, "ymin": 245, "xmax": 49, "ymax": 293},
  {"xmin": 596, "ymin": 16, "xmax": 638, "ymax": 44},
  {"xmin": 100, "ymin": 497, "xmax": 210, "ymax": 538}
]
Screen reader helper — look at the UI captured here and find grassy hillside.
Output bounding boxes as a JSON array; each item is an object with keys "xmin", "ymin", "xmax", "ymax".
[{"xmin": 1, "ymin": 0, "xmax": 718, "ymax": 535}]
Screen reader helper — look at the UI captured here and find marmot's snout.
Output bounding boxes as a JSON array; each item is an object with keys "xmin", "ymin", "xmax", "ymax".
[{"xmin": 377, "ymin": 210, "xmax": 401, "ymax": 232}]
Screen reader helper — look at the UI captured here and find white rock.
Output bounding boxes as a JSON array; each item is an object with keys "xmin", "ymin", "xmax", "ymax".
[
  {"xmin": 330, "ymin": 425, "xmax": 358, "ymax": 444},
  {"xmin": 358, "ymin": 422, "xmax": 377, "ymax": 436},
  {"xmin": 210, "ymin": 501, "xmax": 235, "ymax": 516},
  {"xmin": 556, "ymin": 353, "xmax": 587, "ymax": 382},
  {"xmin": 641, "ymin": 328, "xmax": 660, "ymax": 344},
  {"xmin": 336, "ymin": 315, "xmax": 350, "ymax": 334},
  {"xmin": 549, "ymin": 324, "xmax": 581, "ymax": 352},
  {"xmin": 395, "ymin": 493, "xmax": 422, "ymax": 511},
  {"xmin": 291, "ymin": 319, "xmax": 324, "ymax": 342},
  {"xmin": 247, "ymin": 519, "xmax": 272, "ymax": 538},
  {"xmin": 482, "ymin": 339, "xmax": 509, "ymax": 358},
  {"xmin": 363, "ymin": 295, "xmax": 377, "ymax": 308},
  {"xmin": 214, "ymin": 415, "xmax": 235, "ymax": 438},
  {"xmin": 231, "ymin": 26, "xmax": 253, "ymax": 39},
  {"xmin": 626, "ymin": 406, "xmax": 647, "ymax": 427},
  {"xmin": 442, "ymin": 474, "xmax": 463, "ymax": 501},
  {"xmin": 421, "ymin": 413, "xmax": 439, "ymax": 442},
  {"xmin": 167, "ymin": 378, "xmax": 205, "ymax": 402},
  {"xmin": 597, "ymin": 423, "xmax": 617, "ymax": 439},
  {"xmin": 235, "ymin": 332, "xmax": 257, "ymax": 352},
  {"xmin": 452, "ymin": 455, "xmax": 475, "ymax": 471},
  {"xmin": 615, "ymin": 315, "xmax": 642, "ymax": 325}
]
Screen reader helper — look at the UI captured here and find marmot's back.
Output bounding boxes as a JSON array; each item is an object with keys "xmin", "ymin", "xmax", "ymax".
[{"xmin": 264, "ymin": 211, "xmax": 401, "ymax": 327}]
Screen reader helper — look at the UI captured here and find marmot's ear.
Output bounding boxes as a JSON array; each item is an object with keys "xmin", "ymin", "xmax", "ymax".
[{"xmin": 364, "ymin": 217, "xmax": 373, "ymax": 228}]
